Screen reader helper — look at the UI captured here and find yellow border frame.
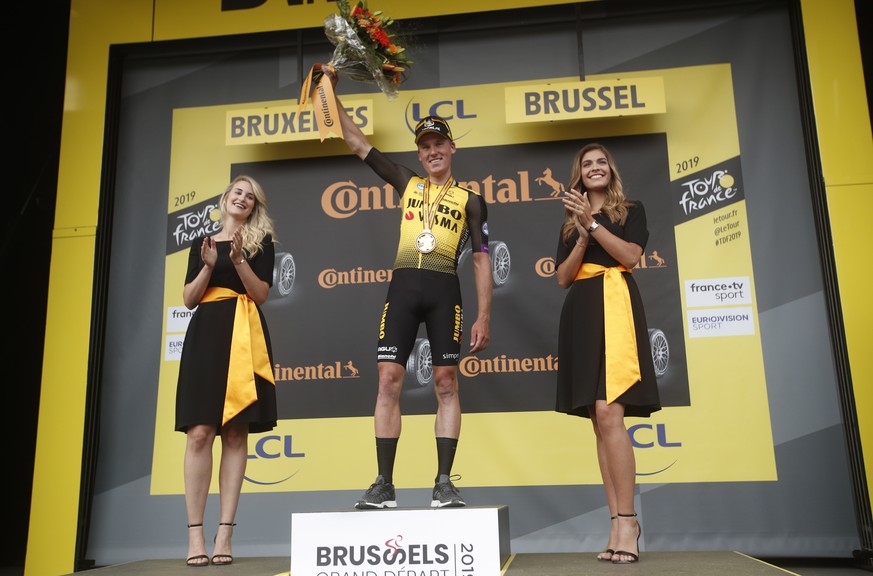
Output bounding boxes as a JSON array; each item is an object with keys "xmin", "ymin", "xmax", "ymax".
[
  {"xmin": 800, "ymin": 0, "xmax": 873, "ymax": 494},
  {"xmin": 150, "ymin": 65, "xmax": 774, "ymax": 495},
  {"xmin": 26, "ymin": 1, "xmax": 871, "ymax": 574}
]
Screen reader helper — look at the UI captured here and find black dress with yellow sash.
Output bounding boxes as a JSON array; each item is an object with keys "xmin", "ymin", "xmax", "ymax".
[
  {"xmin": 175, "ymin": 235, "xmax": 278, "ymax": 433},
  {"xmin": 555, "ymin": 203, "xmax": 661, "ymax": 419}
]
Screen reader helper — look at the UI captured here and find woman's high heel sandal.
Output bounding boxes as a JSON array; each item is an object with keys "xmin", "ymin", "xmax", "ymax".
[
  {"xmin": 596, "ymin": 515, "xmax": 617, "ymax": 561},
  {"xmin": 185, "ymin": 523, "xmax": 208, "ymax": 568},
  {"xmin": 212, "ymin": 522, "xmax": 237, "ymax": 566},
  {"xmin": 611, "ymin": 513, "xmax": 641, "ymax": 564}
]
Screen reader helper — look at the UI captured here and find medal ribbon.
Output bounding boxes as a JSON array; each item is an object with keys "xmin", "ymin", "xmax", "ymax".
[
  {"xmin": 422, "ymin": 177, "xmax": 453, "ymax": 232},
  {"xmin": 200, "ymin": 287, "xmax": 275, "ymax": 425},
  {"xmin": 298, "ymin": 63, "xmax": 343, "ymax": 142},
  {"xmin": 574, "ymin": 263, "xmax": 641, "ymax": 403}
]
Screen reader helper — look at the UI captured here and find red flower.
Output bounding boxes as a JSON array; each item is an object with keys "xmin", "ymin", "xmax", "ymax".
[
  {"xmin": 372, "ymin": 28, "xmax": 390, "ymax": 47},
  {"xmin": 325, "ymin": 0, "xmax": 414, "ymax": 96}
]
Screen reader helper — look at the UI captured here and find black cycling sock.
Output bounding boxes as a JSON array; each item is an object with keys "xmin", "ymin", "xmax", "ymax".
[
  {"xmin": 435, "ymin": 437, "xmax": 458, "ymax": 482},
  {"xmin": 375, "ymin": 437, "xmax": 399, "ymax": 484}
]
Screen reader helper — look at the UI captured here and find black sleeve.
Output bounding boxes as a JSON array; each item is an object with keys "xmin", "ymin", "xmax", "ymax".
[
  {"xmin": 250, "ymin": 234, "xmax": 275, "ymax": 287},
  {"xmin": 184, "ymin": 237, "xmax": 205, "ymax": 285},
  {"xmin": 624, "ymin": 202, "xmax": 649, "ymax": 249},
  {"xmin": 555, "ymin": 225, "xmax": 575, "ymax": 268},
  {"xmin": 363, "ymin": 147, "xmax": 417, "ymax": 197},
  {"xmin": 466, "ymin": 193, "xmax": 489, "ymax": 253}
]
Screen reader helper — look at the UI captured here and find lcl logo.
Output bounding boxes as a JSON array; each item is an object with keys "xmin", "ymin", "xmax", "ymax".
[
  {"xmin": 405, "ymin": 100, "xmax": 477, "ymax": 139},
  {"xmin": 628, "ymin": 423, "xmax": 681, "ymax": 448},
  {"xmin": 247, "ymin": 435, "xmax": 305, "ymax": 460}
]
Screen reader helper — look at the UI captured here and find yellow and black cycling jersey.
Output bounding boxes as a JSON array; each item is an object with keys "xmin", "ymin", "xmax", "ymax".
[{"xmin": 364, "ymin": 148, "xmax": 489, "ymax": 275}]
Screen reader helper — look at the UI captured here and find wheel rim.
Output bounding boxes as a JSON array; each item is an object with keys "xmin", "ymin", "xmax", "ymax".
[
  {"xmin": 417, "ymin": 341, "xmax": 433, "ymax": 385},
  {"xmin": 491, "ymin": 242, "xmax": 511, "ymax": 286},
  {"xmin": 649, "ymin": 330, "xmax": 669, "ymax": 376},
  {"xmin": 278, "ymin": 254, "xmax": 295, "ymax": 295}
]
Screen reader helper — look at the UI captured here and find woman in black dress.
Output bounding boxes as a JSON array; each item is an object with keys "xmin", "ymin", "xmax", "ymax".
[
  {"xmin": 555, "ymin": 144, "xmax": 660, "ymax": 565},
  {"xmin": 175, "ymin": 175, "xmax": 278, "ymax": 567}
]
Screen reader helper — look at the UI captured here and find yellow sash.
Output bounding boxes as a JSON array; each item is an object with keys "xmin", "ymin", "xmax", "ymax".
[
  {"xmin": 200, "ymin": 287, "xmax": 275, "ymax": 426},
  {"xmin": 297, "ymin": 63, "xmax": 343, "ymax": 142},
  {"xmin": 574, "ymin": 263, "xmax": 641, "ymax": 403}
]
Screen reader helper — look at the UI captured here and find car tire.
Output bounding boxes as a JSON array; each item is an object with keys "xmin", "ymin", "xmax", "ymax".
[
  {"xmin": 648, "ymin": 328, "xmax": 669, "ymax": 377},
  {"xmin": 457, "ymin": 240, "xmax": 510, "ymax": 287},
  {"xmin": 272, "ymin": 251, "xmax": 296, "ymax": 297},
  {"xmin": 405, "ymin": 337, "xmax": 433, "ymax": 388},
  {"xmin": 489, "ymin": 240, "xmax": 510, "ymax": 286}
]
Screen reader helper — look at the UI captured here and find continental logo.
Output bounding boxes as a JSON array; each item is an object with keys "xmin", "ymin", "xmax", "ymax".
[
  {"xmin": 274, "ymin": 360, "xmax": 361, "ymax": 381},
  {"xmin": 534, "ymin": 248, "xmax": 668, "ymax": 277},
  {"xmin": 459, "ymin": 354, "xmax": 559, "ymax": 377},
  {"xmin": 318, "ymin": 266, "xmax": 394, "ymax": 289},
  {"xmin": 322, "ymin": 168, "xmax": 567, "ymax": 219},
  {"xmin": 316, "ymin": 84, "xmax": 335, "ymax": 129}
]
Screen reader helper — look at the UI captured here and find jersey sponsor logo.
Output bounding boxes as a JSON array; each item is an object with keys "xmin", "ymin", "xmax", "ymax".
[
  {"xmin": 379, "ymin": 302, "xmax": 390, "ymax": 339},
  {"xmin": 405, "ymin": 196, "xmax": 464, "ymax": 232},
  {"xmin": 452, "ymin": 305, "xmax": 463, "ymax": 344}
]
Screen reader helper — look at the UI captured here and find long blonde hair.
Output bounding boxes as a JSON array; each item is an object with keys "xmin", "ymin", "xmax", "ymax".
[
  {"xmin": 219, "ymin": 175, "xmax": 276, "ymax": 257},
  {"xmin": 561, "ymin": 143, "xmax": 635, "ymax": 244}
]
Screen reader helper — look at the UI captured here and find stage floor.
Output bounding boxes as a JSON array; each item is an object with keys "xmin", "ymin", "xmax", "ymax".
[{"xmin": 61, "ymin": 552, "xmax": 869, "ymax": 576}]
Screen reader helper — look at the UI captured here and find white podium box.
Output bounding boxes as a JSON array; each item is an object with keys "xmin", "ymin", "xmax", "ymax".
[{"xmin": 291, "ymin": 505, "xmax": 510, "ymax": 576}]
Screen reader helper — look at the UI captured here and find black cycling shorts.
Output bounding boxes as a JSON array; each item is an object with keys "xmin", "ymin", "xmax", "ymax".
[{"xmin": 376, "ymin": 268, "xmax": 463, "ymax": 366}]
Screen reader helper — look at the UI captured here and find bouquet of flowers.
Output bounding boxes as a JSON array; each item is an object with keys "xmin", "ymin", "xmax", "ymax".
[
  {"xmin": 320, "ymin": 0, "xmax": 413, "ymax": 98},
  {"xmin": 298, "ymin": 0, "xmax": 412, "ymax": 140}
]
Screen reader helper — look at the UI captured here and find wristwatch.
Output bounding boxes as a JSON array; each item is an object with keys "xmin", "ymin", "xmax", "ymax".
[{"xmin": 588, "ymin": 221, "xmax": 601, "ymax": 233}]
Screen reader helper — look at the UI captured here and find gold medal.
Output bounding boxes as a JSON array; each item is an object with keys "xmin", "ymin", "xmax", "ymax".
[
  {"xmin": 416, "ymin": 176, "xmax": 453, "ymax": 254},
  {"xmin": 416, "ymin": 229, "xmax": 437, "ymax": 253}
]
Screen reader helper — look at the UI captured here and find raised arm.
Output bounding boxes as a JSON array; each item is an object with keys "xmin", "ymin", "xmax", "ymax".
[{"xmin": 321, "ymin": 65, "xmax": 373, "ymax": 160}]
